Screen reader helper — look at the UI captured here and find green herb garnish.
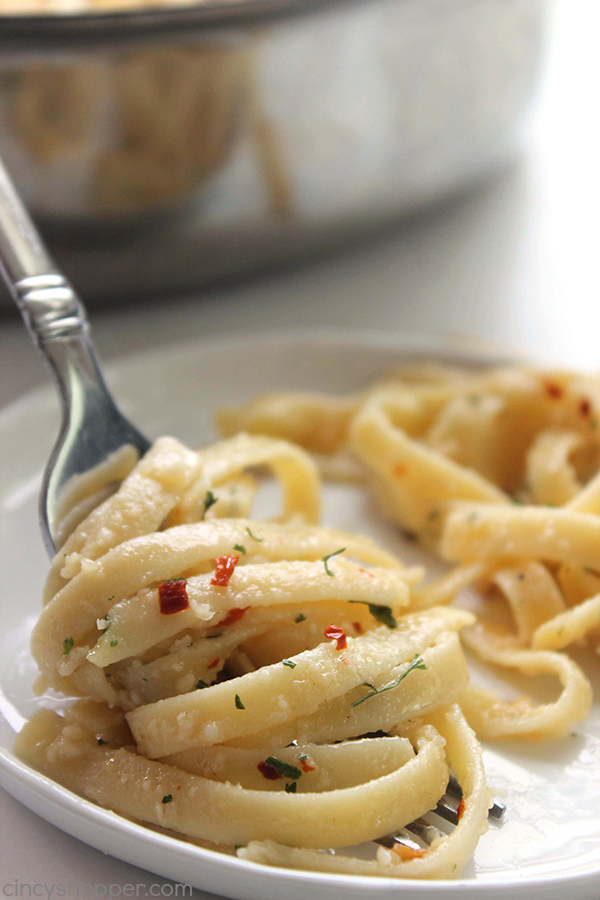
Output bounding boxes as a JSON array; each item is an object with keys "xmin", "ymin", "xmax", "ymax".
[
  {"xmin": 206, "ymin": 632, "xmax": 222, "ymax": 639},
  {"xmin": 202, "ymin": 490, "xmax": 218, "ymax": 519},
  {"xmin": 62, "ymin": 637, "xmax": 74, "ymax": 656},
  {"xmin": 294, "ymin": 614, "xmax": 306, "ymax": 624},
  {"xmin": 97, "ymin": 738, "xmax": 107, "ymax": 746},
  {"xmin": 162, "ymin": 794, "xmax": 173, "ymax": 804},
  {"xmin": 196, "ymin": 679, "xmax": 208, "ymax": 689},
  {"xmin": 264, "ymin": 756, "xmax": 302, "ymax": 781},
  {"xmin": 321, "ymin": 547, "xmax": 346, "ymax": 576},
  {"xmin": 348, "ymin": 601, "xmax": 397, "ymax": 629},
  {"xmin": 235, "ymin": 694, "xmax": 245, "ymax": 709},
  {"xmin": 285, "ymin": 782, "xmax": 297, "ymax": 793},
  {"xmin": 110, "ymin": 640, "xmax": 118, "ymax": 647},
  {"xmin": 351, "ymin": 654, "xmax": 427, "ymax": 707},
  {"xmin": 246, "ymin": 527, "xmax": 264, "ymax": 542},
  {"xmin": 282, "ymin": 659, "xmax": 297, "ymax": 669},
  {"xmin": 233, "ymin": 543, "xmax": 246, "ymax": 555}
]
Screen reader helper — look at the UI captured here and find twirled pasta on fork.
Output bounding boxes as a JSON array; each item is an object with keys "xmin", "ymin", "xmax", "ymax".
[{"xmin": 17, "ymin": 431, "xmax": 493, "ymax": 879}]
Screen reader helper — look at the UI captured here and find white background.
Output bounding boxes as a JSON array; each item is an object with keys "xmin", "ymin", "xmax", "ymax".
[{"xmin": 1, "ymin": 0, "xmax": 599, "ymax": 894}]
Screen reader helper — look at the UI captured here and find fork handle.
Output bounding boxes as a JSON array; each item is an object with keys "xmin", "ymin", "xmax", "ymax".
[{"xmin": 0, "ymin": 156, "xmax": 90, "ymax": 344}]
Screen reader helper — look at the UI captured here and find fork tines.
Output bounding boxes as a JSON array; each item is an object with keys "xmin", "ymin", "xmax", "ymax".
[{"xmin": 375, "ymin": 776, "xmax": 506, "ymax": 853}]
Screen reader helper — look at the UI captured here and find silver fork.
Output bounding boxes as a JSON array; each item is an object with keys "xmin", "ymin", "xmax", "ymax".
[
  {"xmin": 376, "ymin": 775, "xmax": 505, "ymax": 854},
  {"xmin": 0, "ymin": 157, "xmax": 150, "ymax": 557}
]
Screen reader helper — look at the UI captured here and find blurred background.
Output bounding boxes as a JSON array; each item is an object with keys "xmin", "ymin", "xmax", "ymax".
[
  {"xmin": 1, "ymin": 0, "xmax": 600, "ymax": 890},
  {"xmin": 1, "ymin": 0, "xmax": 599, "ymax": 409}
]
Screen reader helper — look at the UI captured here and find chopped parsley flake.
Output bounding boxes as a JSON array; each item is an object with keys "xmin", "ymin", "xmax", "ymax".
[
  {"xmin": 321, "ymin": 547, "xmax": 346, "ymax": 576},
  {"xmin": 264, "ymin": 756, "xmax": 302, "ymax": 781},
  {"xmin": 162, "ymin": 794, "xmax": 173, "ymax": 804},
  {"xmin": 348, "ymin": 601, "xmax": 397, "ymax": 629},
  {"xmin": 294, "ymin": 614, "xmax": 306, "ymax": 624},
  {"xmin": 285, "ymin": 782, "xmax": 297, "ymax": 793},
  {"xmin": 282, "ymin": 659, "xmax": 297, "ymax": 669},
  {"xmin": 246, "ymin": 527, "xmax": 264, "ymax": 542},
  {"xmin": 235, "ymin": 694, "xmax": 245, "ymax": 710},
  {"xmin": 352, "ymin": 654, "xmax": 427, "ymax": 707},
  {"xmin": 202, "ymin": 490, "xmax": 218, "ymax": 519},
  {"xmin": 233, "ymin": 543, "xmax": 246, "ymax": 555},
  {"xmin": 142, "ymin": 677, "xmax": 148, "ymax": 682},
  {"xmin": 196, "ymin": 679, "xmax": 209, "ymax": 690},
  {"xmin": 110, "ymin": 640, "xmax": 118, "ymax": 647},
  {"xmin": 206, "ymin": 633, "xmax": 222, "ymax": 639},
  {"xmin": 62, "ymin": 637, "xmax": 74, "ymax": 656},
  {"xmin": 97, "ymin": 738, "xmax": 107, "ymax": 746}
]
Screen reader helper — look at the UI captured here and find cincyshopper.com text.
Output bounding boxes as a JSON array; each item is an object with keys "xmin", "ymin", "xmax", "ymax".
[{"xmin": 2, "ymin": 883, "xmax": 192, "ymax": 899}]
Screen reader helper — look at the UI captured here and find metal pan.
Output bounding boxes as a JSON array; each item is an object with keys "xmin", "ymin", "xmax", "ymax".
[{"xmin": 0, "ymin": 0, "xmax": 548, "ymax": 304}]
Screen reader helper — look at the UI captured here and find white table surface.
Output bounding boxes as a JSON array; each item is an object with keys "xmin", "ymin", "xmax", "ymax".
[{"xmin": 1, "ymin": 0, "xmax": 599, "ymax": 894}]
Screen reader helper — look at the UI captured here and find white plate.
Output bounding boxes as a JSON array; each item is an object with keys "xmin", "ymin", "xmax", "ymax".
[{"xmin": 1, "ymin": 331, "xmax": 600, "ymax": 900}]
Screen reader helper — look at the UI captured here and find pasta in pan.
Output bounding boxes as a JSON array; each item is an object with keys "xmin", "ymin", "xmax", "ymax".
[{"xmin": 16, "ymin": 361, "xmax": 599, "ymax": 880}]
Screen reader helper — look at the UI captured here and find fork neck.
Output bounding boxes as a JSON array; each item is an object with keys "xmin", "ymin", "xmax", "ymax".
[
  {"xmin": 14, "ymin": 273, "xmax": 89, "ymax": 344},
  {"xmin": 0, "ymin": 156, "xmax": 108, "ymax": 403}
]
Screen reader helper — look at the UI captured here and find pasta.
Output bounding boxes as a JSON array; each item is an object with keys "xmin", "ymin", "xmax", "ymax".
[
  {"xmin": 218, "ymin": 363, "xmax": 598, "ymax": 740},
  {"xmin": 16, "ymin": 360, "xmax": 600, "ymax": 880},
  {"xmin": 1, "ymin": 45, "xmax": 291, "ymax": 220},
  {"xmin": 16, "ymin": 430, "xmax": 490, "ymax": 879}
]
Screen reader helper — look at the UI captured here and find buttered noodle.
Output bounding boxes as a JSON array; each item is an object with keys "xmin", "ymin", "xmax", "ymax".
[{"xmin": 16, "ymin": 362, "xmax": 599, "ymax": 879}]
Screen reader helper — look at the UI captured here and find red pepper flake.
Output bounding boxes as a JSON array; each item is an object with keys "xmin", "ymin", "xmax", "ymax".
[
  {"xmin": 393, "ymin": 845, "xmax": 428, "ymax": 861},
  {"xmin": 394, "ymin": 463, "xmax": 407, "ymax": 477},
  {"xmin": 257, "ymin": 760, "xmax": 282, "ymax": 780},
  {"xmin": 580, "ymin": 397, "xmax": 592, "ymax": 417},
  {"xmin": 299, "ymin": 757, "xmax": 316, "ymax": 773},
  {"xmin": 210, "ymin": 554, "xmax": 239, "ymax": 587},
  {"xmin": 353, "ymin": 621, "xmax": 363, "ymax": 634},
  {"xmin": 207, "ymin": 658, "xmax": 219, "ymax": 670},
  {"xmin": 214, "ymin": 606, "xmax": 249, "ymax": 629},
  {"xmin": 324, "ymin": 624, "xmax": 347, "ymax": 651},
  {"xmin": 457, "ymin": 797, "xmax": 466, "ymax": 821},
  {"xmin": 158, "ymin": 579, "xmax": 189, "ymax": 615},
  {"xmin": 543, "ymin": 379, "xmax": 563, "ymax": 400}
]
